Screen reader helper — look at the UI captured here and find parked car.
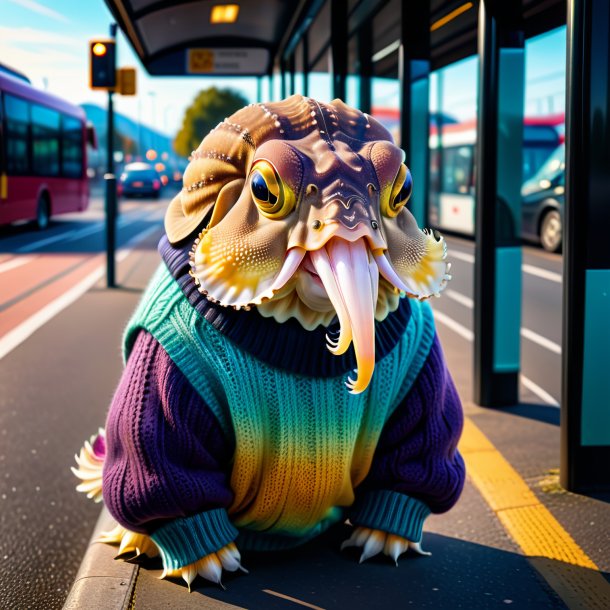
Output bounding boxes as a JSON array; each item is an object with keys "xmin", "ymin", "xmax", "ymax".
[
  {"xmin": 521, "ymin": 144, "xmax": 564, "ymax": 253},
  {"xmin": 119, "ymin": 162, "xmax": 162, "ymax": 198}
]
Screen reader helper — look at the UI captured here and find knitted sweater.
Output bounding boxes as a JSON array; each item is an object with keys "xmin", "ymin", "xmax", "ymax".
[{"xmin": 102, "ymin": 239, "xmax": 465, "ymax": 570}]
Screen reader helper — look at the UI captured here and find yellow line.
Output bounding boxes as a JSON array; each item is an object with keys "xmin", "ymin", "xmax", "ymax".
[
  {"xmin": 459, "ymin": 417, "xmax": 597, "ymax": 569},
  {"xmin": 430, "ymin": 2, "xmax": 473, "ymax": 32}
]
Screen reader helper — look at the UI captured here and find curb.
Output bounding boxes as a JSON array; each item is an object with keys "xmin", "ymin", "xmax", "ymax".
[{"xmin": 63, "ymin": 508, "xmax": 139, "ymax": 610}]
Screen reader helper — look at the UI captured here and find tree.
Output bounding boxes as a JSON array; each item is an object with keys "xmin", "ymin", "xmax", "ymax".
[{"xmin": 173, "ymin": 87, "xmax": 249, "ymax": 157}]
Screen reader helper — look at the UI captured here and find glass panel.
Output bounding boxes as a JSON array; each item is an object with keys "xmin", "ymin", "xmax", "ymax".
[
  {"xmin": 62, "ymin": 115, "xmax": 83, "ymax": 178},
  {"xmin": 5, "ymin": 94, "xmax": 30, "ymax": 175},
  {"xmin": 32, "ymin": 104, "xmax": 60, "ymax": 176},
  {"xmin": 346, "ymin": 35, "xmax": 359, "ymax": 108},
  {"xmin": 371, "ymin": 75, "xmax": 400, "ymax": 143},
  {"xmin": 441, "ymin": 145, "xmax": 474, "ymax": 195},
  {"xmin": 308, "ymin": 1, "xmax": 330, "ymax": 68},
  {"xmin": 310, "ymin": 48, "xmax": 332, "ymax": 103},
  {"xmin": 523, "ymin": 26, "xmax": 566, "ymax": 180},
  {"xmin": 295, "ymin": 40, "xmax": 305, "ymax": 95},
  {"xmin": 428, "ymin": 56, "xmax": 478, "ymax": 234},
  {"xmin": 370, "ymin": 3, "xmax": 400, "ymax": 142}
]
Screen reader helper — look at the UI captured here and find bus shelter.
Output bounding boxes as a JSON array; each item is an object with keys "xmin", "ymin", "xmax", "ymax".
[{"xmin": 104, "ymin": 0, "xmax": 610, "ymax": 493}]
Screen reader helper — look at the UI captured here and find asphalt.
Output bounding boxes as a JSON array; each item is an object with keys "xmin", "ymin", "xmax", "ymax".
[
  {"xmin": 0, "ymin": 198, "xmax": 167, "ymax": 610},
  {"xmin": 1, "ymin": 203, "xmax": 608, "ymax": 609}
]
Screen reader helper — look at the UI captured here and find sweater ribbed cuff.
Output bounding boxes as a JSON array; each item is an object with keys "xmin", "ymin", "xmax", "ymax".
[
  {"xmin": 150, "ymin": 508, "xmax": 238, "ymax": 570},
  {"xmin": 350, "ymin": 490, "xmax": 431, "ymax": 543}
]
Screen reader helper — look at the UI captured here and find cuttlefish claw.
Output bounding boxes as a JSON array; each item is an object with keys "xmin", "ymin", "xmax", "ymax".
[
  {"xmin": 342, "ymin": 527, "xmax": 430, "ymax": 566},
  {"xmin": 384, "ymin": 534, "xmax": 410, "ymax": 566},
  {"xmin": 359, "ymin": 530, "xmax": 386, "ymax": 563},
  {"xmin": 160, "ymin": 544, "xmax": 246, "ymax": 591}
]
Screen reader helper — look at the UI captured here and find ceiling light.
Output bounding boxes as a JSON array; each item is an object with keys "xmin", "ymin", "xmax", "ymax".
[{"xmin": 210, "ymin": 4, "xmax": 240, "ymax": 24}]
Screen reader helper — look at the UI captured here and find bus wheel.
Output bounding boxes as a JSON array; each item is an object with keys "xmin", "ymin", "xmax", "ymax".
[
  {"xmin": 36, "ymin": 194, "xmax": 50, "ymax": 231},
  {"xmin": 540, "ymin": 209, "xmax": 562, "ymax": 253}
]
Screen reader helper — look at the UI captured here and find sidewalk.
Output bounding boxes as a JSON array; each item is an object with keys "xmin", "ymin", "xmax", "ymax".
[{"xmin": 63, "ymin": 253, "xmax": 610, "ymax": 610}]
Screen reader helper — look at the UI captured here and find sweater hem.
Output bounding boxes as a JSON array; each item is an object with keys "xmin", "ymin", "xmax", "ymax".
[
  {"xmin": 150, "ymin": 508, "xmax": 238, "ymax": 569},
  {"xmin": 349, "ymin": 490, "xmax": 431, "ymax": 543}
]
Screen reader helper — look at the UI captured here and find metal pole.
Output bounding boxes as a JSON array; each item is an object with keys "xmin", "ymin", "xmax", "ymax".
[
  {"xmin": 562, "ymin": 0, "xmax": 610, "ymax": 492},
  {"xmin": 398, "ymin": 0, "xmax": 430, "ymax": 226},
  {"xmin": 330, "ymin": 0, "xmax": 347, "ymax": 100},
  {"xmin": 105, "ymin": 22, "xmax": 117, "ymax": 288},
  {"xmin": 473, "ymin": 0, "xmax": 524, "ymax": 406},
  {"xmin": 280, "ymin": 58, "xmax": 287, "ymax": 99},
  {"xmin": 303, "ymin": 32, "xmax": 309, "ymax": 98},
  {"xmin": 358, "ymin": 27, "xmax": 372, "ymax": 114}
]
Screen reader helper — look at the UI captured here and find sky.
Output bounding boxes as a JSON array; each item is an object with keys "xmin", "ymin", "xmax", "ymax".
[
  {"xmin": 0, "ymin": 0, "xmax": 567, "ymax": 137},
  {"xmin": 0, "ymin": 0, "xmax": 260, "ymax": 136}
]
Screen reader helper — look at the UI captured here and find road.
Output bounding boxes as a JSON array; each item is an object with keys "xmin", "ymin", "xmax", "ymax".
[
  {"xmin": 431, "ymin": 235, "xmax": 562, "ymax": 407},
  {"xmin": 0, "ymin": 195, "xmax": 168, "ymax": 610},
  {"xmin": 0, "ymin": 198, "xmax": 565, "ymax": 610}
]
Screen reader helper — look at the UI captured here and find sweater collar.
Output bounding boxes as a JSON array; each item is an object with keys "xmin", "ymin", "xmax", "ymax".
[{"xmin": 159, "ymin": 234, "xmax": 411, "ymax": 377}]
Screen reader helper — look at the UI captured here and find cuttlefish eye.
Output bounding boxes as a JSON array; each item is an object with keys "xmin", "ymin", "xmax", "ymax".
[
  {"xmin": 381, "ymin": 163, "xmax": 413, "ymax": 218},
  {"xmin": 249, "ymin": 159, "xmax": 296, "ymax": 219}
]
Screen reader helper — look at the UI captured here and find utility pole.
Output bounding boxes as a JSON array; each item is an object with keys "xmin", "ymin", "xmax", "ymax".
[{"xmin": 105, "ymin": 23, "xmax": 118, "ymax": 288}]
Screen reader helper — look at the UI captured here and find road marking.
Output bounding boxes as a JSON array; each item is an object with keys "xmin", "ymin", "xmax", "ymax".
[
  {"xmin": 522, "ymin": 263, "xmax": 562, "ymax": 284},
  {"xmin": 263, "ymin": 590, "xmax": 325, "ymax": 610},
  {"xmin": 443, "ymin": 289, "xmax": 562, "ymax": 356},
  {"xmin": 0, "ymin": 225, "xmax": 160, "ymax": 362},
  {"xmin": 521, "ymin": 375, "xmax": 560, "ymax": 406},
  {"xmin": 445, "ymin": 289, "xmax": 474, "ymax": 308},
  {"xmin": 449, "ymin": 249, "xmax": 475, "ymax": 263},
  {"xmin": 433, "ymin": 309, "xmax": 474, "ymax": 341},
  {"xmin": 460, "ymin": 417, "xmax": 610, "ymax": 609},
  {"xmin": 447, "ymin": 246, "xmax": 562, "ymax": 283},
  {"xmin": 17, "ymin": 229, "xmax": 77, "ymax": 252},
  {"xmin": 0, "ymin": 256, "xmax": 34, "ymax": 275},
  {"xmin": 520, "ymin": 328, "xmax": 561, "ymax": 355},
  {"xmin": 433, "ymin": 308, "xmax": 559, "ymax": 406}
]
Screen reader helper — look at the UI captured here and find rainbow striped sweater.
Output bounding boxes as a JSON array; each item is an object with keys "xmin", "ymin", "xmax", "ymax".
[{"xmin": 102, "ymin": 237, "xmax": 465, "ymax": 570}]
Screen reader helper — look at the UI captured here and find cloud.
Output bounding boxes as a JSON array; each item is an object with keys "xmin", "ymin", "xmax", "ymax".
[
  {"xmin": 0, "ymin": 26, "xmax": 80, "ymax": 46},
  {"xmin": 6, "ymin": 0, "xmax": 70, "ymax": 23}
]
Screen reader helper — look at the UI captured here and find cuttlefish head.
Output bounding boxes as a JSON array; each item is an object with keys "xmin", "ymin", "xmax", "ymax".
[{"xmin": 168, "ymin": 96, "xmax": 451, "ymax": 393}]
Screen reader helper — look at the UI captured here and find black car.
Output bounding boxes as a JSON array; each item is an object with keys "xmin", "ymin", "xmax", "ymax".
[
  {"xmin": 119, "ymin": 163, "xmax": 162, "ymax": 198},
  {"xmin": 521, "ymin": 144, "xmax": 564, "ymax": 253}
]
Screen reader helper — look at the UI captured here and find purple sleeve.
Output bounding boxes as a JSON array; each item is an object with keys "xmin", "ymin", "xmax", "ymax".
[
  {"xmin": 102, "ymin": 330, "xmax": 235, "ymax": 535},
  {"xmin": 364, "ymin": 334, "xmax": 465, "ymax": 513}
]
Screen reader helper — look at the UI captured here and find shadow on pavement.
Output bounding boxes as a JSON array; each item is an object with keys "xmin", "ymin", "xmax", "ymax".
[
  {"xmin": 131, "ymin": 523, "xmax": 564, "ymax": 609},
  {"xmin": 492, "ymin": 403, "xmax": 561, "ymax": 427}
]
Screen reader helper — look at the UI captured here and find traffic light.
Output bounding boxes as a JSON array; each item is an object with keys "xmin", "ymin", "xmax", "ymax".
[{"xmin": 89, "ymin": 39, "xmax": 116, "ymax": 89}]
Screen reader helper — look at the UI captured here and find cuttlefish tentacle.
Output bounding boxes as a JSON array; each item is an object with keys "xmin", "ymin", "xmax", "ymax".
[{"xmin": 311, "ymin": 237, "xmax": 377, "ymax": 394}]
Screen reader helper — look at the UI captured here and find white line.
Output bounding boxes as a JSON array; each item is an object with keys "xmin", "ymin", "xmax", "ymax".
[
  {"xmin": 521, "ymin": 375, "xmax": 560, "ymax": 407},
  {"xmin": 0, "ymin": 256, "xmax": 35, "ymax": 275},
  {"xmin": 0, "ymin": 225, "xmax": 162, "ymax": 362},
  {"xmin": 449, "ymin": 250, "xmax": 475, "ymax": 263},
  {"xmin": 447, "ymin": 249, "xmax": 562, "ymax": 284},
  {"xmin": 17, "ymin": 229, "xmax": 77, "ymax": 252},
  {"xmin": 433, "ymin": 309, "xmax": 474, "ymax": 341},
  {"xmin": 433, "ymin": 308, "xmax": 560, "ymax": 407},
  {"xmin": 65, "ymin": 222, "xmax": 104, "ymax": 241},
  {"xmin": 445, "ymin": 288, "xmax": 561, "ymax": 355},
  {"xmin": 521, "ymin": 328, "xmax": 562, "ymax": 355},
  {"xmin": 522, "ymin": 263, "xmax": 562, "ymax": 284},
  {"xmin": 445, "ymin": 289, "xmax": 474, "ymax": 309}
]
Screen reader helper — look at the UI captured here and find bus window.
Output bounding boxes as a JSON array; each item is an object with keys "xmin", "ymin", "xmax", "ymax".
[
  {"xmin": 62, "ymin": 116, "xmax": 84, "ymax": 178},
  {"xmin": 442, "ymin": 146, "xmax": 473, "ymax": 195},
  {"xmin": 5, "ymin": 94, "xmax": 30, "ymax": 175},
  {"xmin": 32, "ymin": 104, "xmax": 60, "ymax": 176}
]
